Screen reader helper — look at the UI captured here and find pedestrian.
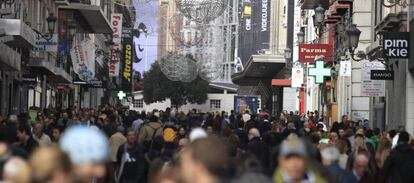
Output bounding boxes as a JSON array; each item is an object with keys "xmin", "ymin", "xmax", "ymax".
[
  {"xmin": 321, "ymin": 146, "xmax": 357, "ymax": 183},
  {"xmin": 273, "ymin": 137, "xmax": 328, "ymax": 183},
  {"xmin": 381, "ymin": 131, "xmax": 414, "ymax": 183},
  {"xmin": 15, "ymin": 124, "xmax": 39, "ymax": 155},
  {"xmin": 247, "ymin": 128, "xmax": 270, "ymax": 175},
  {"xmin": 60, "ymin": 126, "xmax": 109, "ymax": 183},
  {"xmin": 52, "ymin": 126, "xmax": 63, "ymax": 143},
  {"xmin": 375, "ymin": 137, "xmax": 391, "ymax": 170},
  {"xmin": 350, "ymin": 151, "xmax": 375, "ymax": 183},
  {"xmin": 179, "ymin": 137, "xmax": 229, "ymax": 183},
  {"xmin": 138, "ymin": 113, "xmax": 163, "ymax": 148},
  {"xmin": 116, "ymin": 128, "xmax": 146, "ymax": 183},
  {"xmin": 29, "ymin": 145, "xmax": 77, "ymax": 183},
  {"xmin": 33, "ymin": 122, "xmax": 52, "ymax": 146}
]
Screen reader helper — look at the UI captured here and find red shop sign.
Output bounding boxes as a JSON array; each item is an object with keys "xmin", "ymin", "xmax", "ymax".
[{"xmin": 299, "ymin": 44, "xmax": 333, "ymax": 62}]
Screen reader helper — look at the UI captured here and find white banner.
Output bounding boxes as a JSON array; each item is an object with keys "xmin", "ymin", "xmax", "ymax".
[
  {"xmin": 361, "ymin": 61, "xmax": 385, "ymax": 96},
  {"xmin": 340, "ymin": 61, "xmax": 352, "ymax": 77},
  {"xmin": 109, "ymin": 13, "xmax": 123, "ymax": 77},
  {"xmin": 70, "ymin": 38, "xmax": 95, "ymax": 81},
  {"xmin": 291, "ymin": 67, "xmax": 304, "ymax": 88}
]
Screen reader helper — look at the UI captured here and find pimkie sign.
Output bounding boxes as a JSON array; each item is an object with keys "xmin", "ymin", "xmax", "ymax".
[
  {"xmin": 299, "ymin": 44, "xmax": 333, "ymax": 62},
  {"xmin": 383, "ymin": 32, "xmax": 410, "ymax": 59}
]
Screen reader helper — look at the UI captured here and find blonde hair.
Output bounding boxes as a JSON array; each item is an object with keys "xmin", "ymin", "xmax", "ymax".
[{"xmin": 376, "ymin": 137, "xmax": 392, "ymax": 168}]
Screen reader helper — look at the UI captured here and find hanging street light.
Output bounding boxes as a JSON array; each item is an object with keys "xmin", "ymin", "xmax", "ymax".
[
  {"xmin": 314, "ymin": 4, "xmax": 325, "ymax": 27},
  {"xmin": 32, "ymin": 13, "xmax": 57, "ymax": 41},
  {"xmin": 297, "ymin": 31, "xmax": 305, "ymax": 44}
]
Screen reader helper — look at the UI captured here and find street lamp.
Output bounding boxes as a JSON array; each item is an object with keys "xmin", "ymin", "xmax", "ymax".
[
  {"xmin": 32, "ymin": 13, "xmax": 57, "ymax": 41},
  {"xmin": 314, "ymin": 4, "xmax": 325, "ymax": 27},
  {"xmin": 381, "ymin": 0, "xmax": 414, "ymax": 8},
  {"xmin": 346, "ymin": 24, "xmax": 368, "ymax": 61},
  {"xmin": 284, "ymin": 48, "xmax": 292, "ymax": 60},
  {"xmin": 346, "ymin": 24, "xmax": 361, "ymax": 53},
  {"xmin": 297, "ymin": 31, "xmax": 305, "ymax": 44}
]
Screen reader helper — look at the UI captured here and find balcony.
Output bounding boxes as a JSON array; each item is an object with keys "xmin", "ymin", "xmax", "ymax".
[
  {"xmin": 59, "ymin": 1, "xmax": 112, "ymax": 34},
  {"xmin": 0, "ymin": 19, "xmax": 36, "ymax": 48},
  {"xmin": 0, "ymin": 42, "xmax": 21, "ymax": 71}
]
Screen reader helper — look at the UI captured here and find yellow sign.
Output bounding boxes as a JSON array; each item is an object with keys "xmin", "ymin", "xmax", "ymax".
[{"xmin": 244, "ymin": 6, "xmax": 252, "ymax": 16}]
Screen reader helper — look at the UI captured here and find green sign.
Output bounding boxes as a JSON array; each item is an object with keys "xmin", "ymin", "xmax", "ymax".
[
  {"xmin": 308, "ymin": 61, "xmax": 331, "ymax": 84},
  {"xmin": 117, "ymin": 91, "xmax": 126, "ymax": 100}
]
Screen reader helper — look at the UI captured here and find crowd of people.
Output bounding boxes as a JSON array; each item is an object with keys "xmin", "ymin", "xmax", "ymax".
[{"xmin": 0, "ymin": 105, "xmax": 414, "ymax": 183}]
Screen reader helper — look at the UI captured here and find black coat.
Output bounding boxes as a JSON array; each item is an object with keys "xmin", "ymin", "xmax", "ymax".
[
  {"xmin": 247, "ymin": 137, "xmax": 271, "ymax": 175},
  {"xmin": 116, "ymin": 143, "xmax": 146, "ymax": 183},
  {"xmin": 380, "ymin": 143, "xmax": 414, "ymax": 183}
]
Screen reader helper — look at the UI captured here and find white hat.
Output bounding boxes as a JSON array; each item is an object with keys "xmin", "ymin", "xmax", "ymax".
[{"xmin": 189, "ymin": 128, "xmax": 208, "ymax": 142}]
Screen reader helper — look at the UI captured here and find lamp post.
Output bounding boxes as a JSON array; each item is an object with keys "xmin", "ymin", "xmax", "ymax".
[
  {"xmin": 314, "ymin": 4, "xmax": 325, "ymax": 27},
  {"xmin": 297, "ymin": 31, "xmax": 305, "ymax": 44},
  {"xmin": 284, "ymin": 48, "xmax": 293, "ymax": 68},
  {"xmin": 32, "ymin": 13, "xmax": 57, "ymax": 41}
]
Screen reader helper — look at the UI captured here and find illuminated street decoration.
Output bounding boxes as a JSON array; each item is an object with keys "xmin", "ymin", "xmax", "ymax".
[{"xmin": 175, "ymin": 0, "xmax": 228, "ymax": 23}]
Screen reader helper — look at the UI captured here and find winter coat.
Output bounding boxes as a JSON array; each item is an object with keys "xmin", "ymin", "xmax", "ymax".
[{"xmin": 380, "ymin": 143, "xmax": 414, "ymax": 183}]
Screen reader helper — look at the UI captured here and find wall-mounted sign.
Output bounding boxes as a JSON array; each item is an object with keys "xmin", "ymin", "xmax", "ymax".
[
  {"xmin": 308, "ymin": 61, "xmax": 331, "ymax": 84},
  {"xmin": 340, "ymin": 61, "xmax": 352, "ymax": 77},
  {"xmin": 73, "ymin": 79, "xmax": 104, "ymax": 88},
  {"xmin": 32, "ymin": 34, "xmax": 57, "ymax": 52},
  {"xmin": 121, "ymin": 38, "xmax": 133, "ymax": 91},
  {"xmin": 291, "ymin": 67, "xmax": 304, "ymax": 88},
  {"xmin": 299, "ymin": 44, "xmax": 333, "ymax": 62},
  {"xmin": 109, "ymin": 14, "xmax": 123, "ymax": 77},
  {"xmin": 383, "ymin": 32, "xmax": 410, "ymax": 59},
  {"xmin": 371, "ymin": 70, "xmax": 394, "ymax": 80},
  {"xmin": 361, "ymin": 62, "xmax": 385, "ymax": 96}
]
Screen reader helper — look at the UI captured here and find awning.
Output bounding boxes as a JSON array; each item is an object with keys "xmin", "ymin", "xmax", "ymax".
[
  {"xmin": 59, "ymin": 3, "xmax": 112, "ymax": 34},
  {"xmin": 209, "ymin": 82, "xmax": 239, "ymax": 92},
  {"xmin": 0, "ymin": 43, "xmax": 21, "ymax": 71},
  {"xmin": 271, "ymin": 79, "xmax": 292, "ymax": 86},
  {"xmin": 0, "ymin": 19, "xmax": 36, "ymax": 48},
  {"xmin": 232, "ymin": 54, "xmax": 286, "ymax": 85}
]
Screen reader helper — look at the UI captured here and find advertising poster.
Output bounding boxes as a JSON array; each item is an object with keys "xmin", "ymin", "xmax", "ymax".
[
  {"xmin": 238, "ymin": 0, "xmax": 271, "ymax": 65},
  {"xmin": 133, "ymin": 0, "xmax": 158, "ymax": 82},
  {"xmin": 234, "ymin": 96, "xmax": 258, "ymax": 114}
]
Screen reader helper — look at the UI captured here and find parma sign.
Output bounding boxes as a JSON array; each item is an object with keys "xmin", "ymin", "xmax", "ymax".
[
  {"xmin": 299, "ymin": 44, "xmax": 333, "ymax": 62},
  {"xmin": 383, "ymin": 32, "xmax": 410, "ymax": 59}
]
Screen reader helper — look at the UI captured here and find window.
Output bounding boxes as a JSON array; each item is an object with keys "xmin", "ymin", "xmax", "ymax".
[
  {"xmin": 210, "ymin": 99, "xmax": 221, "ymax": 109},
  {"xmin": 133, "ymin": 99, "xmax": 144, "ymax": 108}
]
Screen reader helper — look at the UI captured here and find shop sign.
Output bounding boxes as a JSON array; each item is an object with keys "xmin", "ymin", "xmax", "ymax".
[
  {"xmin": 32, "ymin": 34, "xmax": 58, "ymax": 52},
  {"xmin": 383, "ymin": 32, "xmax": 410, "ymax": 59},
  {"xmin": 109, "ymin": 14, "xmax": 123, "ymax": 77},
  {"xmin": 299, "ymin": 44, "xmax": 333, "ymax": 62},
  {"xmin": 370, "ymin": 70, "xmax": 394, "ymax": 80},
  {"xmin": 361, "ymin": 62, "xmax": 385, "ymax": 96},
  {"xmin": 291, "ymin": 67, "xmax": 304, "ymax": 88},
  {"xmin": 121, "ymin": 39, "xmax": 133, "ymax": 91}
]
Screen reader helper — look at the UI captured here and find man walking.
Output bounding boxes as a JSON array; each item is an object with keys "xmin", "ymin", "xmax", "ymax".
[{"xmin": 116, "ymin": 128, "xmax": 146, "ymax": 183}]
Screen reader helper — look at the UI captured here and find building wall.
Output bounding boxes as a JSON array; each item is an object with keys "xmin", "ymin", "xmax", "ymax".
[
  {"xmin": 407, "ymin": 6, "xmax": 414, "ymax": 135},
  {"xmin": 350, "ymin": 0, "xmax": 372, "ymax": 122},
  {"xmin": 130, "ymin": 93, "xmax": 237, "ymax": 113}
]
